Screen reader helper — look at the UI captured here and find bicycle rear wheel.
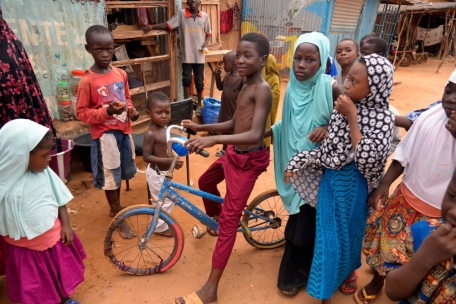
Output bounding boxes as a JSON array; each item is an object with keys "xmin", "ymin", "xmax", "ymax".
[
  {"xmin": 104, "ymin": 204, "xmax": 184, "ymax": 275},
  {"xmin": 241, "ymin": 189, "xmax": 287, "ymax": 249}
]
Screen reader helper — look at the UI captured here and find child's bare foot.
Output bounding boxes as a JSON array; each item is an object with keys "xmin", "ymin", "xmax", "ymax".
[
  {"xmin": 155, "ymin": 227, "xmax": 174, "ymax": 237},
  {"xmin": 109, "ymin": 206, "xmax": 126, "ymax": 217},
  {"xmin": 175, "ymin": 286, "xmax": 217, "ymax": 304},
  {"xmin": 118, "ymin": 220, "xmax": 137, "ymax": 239}
]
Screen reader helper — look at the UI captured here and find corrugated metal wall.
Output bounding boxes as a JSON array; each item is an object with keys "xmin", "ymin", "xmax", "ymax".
[
  {"xmin": 2, "ymin": 0, "xmax": 106, "ymax": 118},
  {"xmin": 242, "ymin": 0, "xmax": 380, "ymax": 74}
]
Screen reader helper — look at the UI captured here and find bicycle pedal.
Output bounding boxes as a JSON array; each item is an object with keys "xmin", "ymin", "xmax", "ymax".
[
  {"xmin": 191, "ymin": 224, "xmax": 207, "ymax": 239},
  {"xmin": 239, "ymin": 220, "xmax": 251, "ymax": 239}
]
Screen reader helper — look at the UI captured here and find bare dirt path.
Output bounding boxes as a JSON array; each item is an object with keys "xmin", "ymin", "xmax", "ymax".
[{"xmin": 0, "ymin": 58, "xmax": 454, "ymax": 304}]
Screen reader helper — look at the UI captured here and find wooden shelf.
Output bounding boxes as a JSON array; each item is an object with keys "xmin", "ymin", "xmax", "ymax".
[
  {"xmin": 112, "ymin": 54, "xmax": 170, "ymax": 66},
  {"xmin": 129, "ymin": 80, "xmax": 171, "ymax": 96},
  {"xmin": 112, "ymin": 29, "xmax": 168, "ymax": 40},
  {"xmin": 106, "ymin": 1, "xmax": 169, "ymax": 9}
]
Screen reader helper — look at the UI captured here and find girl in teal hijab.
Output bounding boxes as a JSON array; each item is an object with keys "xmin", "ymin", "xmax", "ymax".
[
  {"xmin": 269, "ymin": 32, "xmax": 340, "ymax": 295},
  {"xmin": 0, "ymin": 119, "xmax": 86, "ymax": 304}
]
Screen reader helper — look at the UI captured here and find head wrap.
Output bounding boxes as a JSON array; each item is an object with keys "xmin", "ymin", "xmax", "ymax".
[
  {"xmin": 287, "ymin": 54, "xmax": 395, "ymax": 207},
  {"xmin": 271, "ymin": 32, "xmax": 334, "ymax": 214},
  {"xmin": 0, "ymin": 119, "xmax": 73, "ymax": 240}
]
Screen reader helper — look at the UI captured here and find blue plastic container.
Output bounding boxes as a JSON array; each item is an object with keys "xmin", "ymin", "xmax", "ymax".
[{"xmin": 202, "ymin": 97, "xmax": 221, "ymax": 125}]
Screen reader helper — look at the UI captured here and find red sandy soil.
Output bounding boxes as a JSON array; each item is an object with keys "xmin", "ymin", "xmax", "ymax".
[{"xmin": 0, "ymin": 57, "xmax": 454, "ymax": 304}]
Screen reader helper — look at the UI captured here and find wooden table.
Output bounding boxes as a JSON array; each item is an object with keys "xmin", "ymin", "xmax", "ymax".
[{"xmin": 205, "ymin": 50, "xmax": 231, "ymax": 97}]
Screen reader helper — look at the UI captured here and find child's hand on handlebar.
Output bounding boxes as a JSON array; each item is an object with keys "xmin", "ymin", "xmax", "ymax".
[
  {"xmin": 185, "ymin": 137, "xmax": 216, "ymax": 154},
  {"xmin": 181, "ymin": 120, "xmax": 200, "ymax": 132}
]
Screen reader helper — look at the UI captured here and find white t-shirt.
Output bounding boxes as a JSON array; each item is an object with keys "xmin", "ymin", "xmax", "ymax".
[{"xmin": 394, "ymin": 105, "xmax": 456, "ymax": 210}]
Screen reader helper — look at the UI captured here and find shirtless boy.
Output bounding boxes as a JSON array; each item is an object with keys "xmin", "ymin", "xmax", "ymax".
[
  {"xmin": 177, "ymin": 32, "xmax": 272, "ymax": 303},
  {"xmin": 142, "ymin": 92, "xmax": 184, "ymax": 237}
]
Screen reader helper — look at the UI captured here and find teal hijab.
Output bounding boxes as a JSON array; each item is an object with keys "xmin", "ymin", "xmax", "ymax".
[
  {"xmin": 271, "ymin": 32, "xmax": 334, "ymax": 215},
  {"xmin": 0, "ymin": 119, "xmax": 73, "ymax": 240}
]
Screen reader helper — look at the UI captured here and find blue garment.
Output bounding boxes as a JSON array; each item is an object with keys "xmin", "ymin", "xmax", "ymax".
[
  {"xmin": 271, "ymin": 32, "xmax": 334, "ymax": 215},
  {"xmin": 307, "ymin": 162, "xmax": 369, "ymax": 299},
  {"xmin": 405, "ymin": 100, "xmax": 441, "ymax": 123},
  {"xmin": 326, "ymin": 56, "xmax": 338, "ymax": 77}
]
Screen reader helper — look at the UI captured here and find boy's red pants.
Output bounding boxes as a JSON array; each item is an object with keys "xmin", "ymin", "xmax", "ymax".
[{"xmin": 198, "ymin": 145, "xmax": 269, "ymax": 270}]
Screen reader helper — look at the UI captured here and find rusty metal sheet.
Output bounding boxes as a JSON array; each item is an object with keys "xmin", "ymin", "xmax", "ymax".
[{"xmin": 2, "ymin": 0, "xmax": 106, "ymax": 119}]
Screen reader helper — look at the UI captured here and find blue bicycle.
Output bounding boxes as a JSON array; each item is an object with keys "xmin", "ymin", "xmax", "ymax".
[{"xmin": 104, "ymin": 125, "xmax": 287, "ymax": 275}]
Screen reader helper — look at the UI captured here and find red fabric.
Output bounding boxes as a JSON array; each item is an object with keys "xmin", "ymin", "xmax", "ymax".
[
  {"xmin": 220, "ymin": 8, "xmax": 234, "ymax": 34},
  {"xmin": 198, "ymin": 145, "xmax": 269, "ymax": 269},
  {"xmin": 76, "ymin": 66, "xmax": 133, "ymax": 139},
  {"xmin": 0, "ymin": 235, "xmax": 6, "ymax": 275}
]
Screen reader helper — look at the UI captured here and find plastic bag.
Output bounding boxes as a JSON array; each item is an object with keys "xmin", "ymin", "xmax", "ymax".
[{"xmin": 202, "ymin": 98, "xmax": 221, "ymax": 125}]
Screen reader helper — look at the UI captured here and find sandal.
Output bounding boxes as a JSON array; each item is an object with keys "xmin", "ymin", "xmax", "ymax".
[
  {"xmin": 354, "ymin": 287, "xmax": 377, "ymax": 304},
  {"xmin": 339, "ymin": 270, "xmax": 358, "ymax": 295},
  {"xmin": 281, "ymin": 287, "xmax": 300, "ymax": 296},
  {"xmin": 215, "ymin": 149, "xmax": 226, "ymax": 157}
]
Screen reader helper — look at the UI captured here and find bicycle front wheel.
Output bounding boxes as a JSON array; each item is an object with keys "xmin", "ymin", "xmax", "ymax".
[
  {"xmin": 241, "ymin": 189, "xmax": 288, "ymax": 249},
  {"xmin": 104, "ymin": 204, "xmax": 184, "ymax": 275}
]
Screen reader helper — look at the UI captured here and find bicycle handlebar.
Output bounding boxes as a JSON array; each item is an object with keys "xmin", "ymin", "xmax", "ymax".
[{"xmin": 166, "ymin": 125, "xmax": 209, "ymax": 158}]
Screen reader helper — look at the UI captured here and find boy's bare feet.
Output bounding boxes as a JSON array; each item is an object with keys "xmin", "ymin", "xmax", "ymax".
[
  {"xmin": 109, "ymin": 205, "xmax": 126, "ymax": 217},
  {"xmin": 155, "ymin": 227, "xmax": 174, "ymax": 237},
  {"xmin": 118, "ymin": 220, "xmax": 137, "ymax": 239}
]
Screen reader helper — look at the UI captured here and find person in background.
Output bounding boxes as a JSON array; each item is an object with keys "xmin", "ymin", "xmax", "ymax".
[
  {"xmin": 214, "ymin": 51, "xmax": 245, "ymax": 157},
  {"xmin": 334, "ymin": 38, "xmax": 359, "ymax": 89},
  {"xmin": 144, "ymin": 0, "xmax": 211, "ymax": 117},
  {"xmin": 263, "ymin": 54, "xmax": 281, "ymax": 151}
]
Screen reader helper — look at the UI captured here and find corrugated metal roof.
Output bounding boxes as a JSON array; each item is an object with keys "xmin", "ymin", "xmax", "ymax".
[{"xmin": 2, "ymin": 0, "xmax": 106, "ymax": 119}]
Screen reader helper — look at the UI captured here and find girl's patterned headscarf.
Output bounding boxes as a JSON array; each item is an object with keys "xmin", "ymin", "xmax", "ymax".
[{"xmin": 286, "ymin": 54, "xmax": 395, "ymax": 207}]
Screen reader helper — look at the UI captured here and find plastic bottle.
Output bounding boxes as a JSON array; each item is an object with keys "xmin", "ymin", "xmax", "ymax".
[
  {"xmin": 71, "ymin": 70, "xmax": 85, "ymax": 96},
  {"xmin": 57, "ymin": 81, "xmax": 70, "ymax": 100},
  {"xmin": 59, "ymin": 99, "xmax": 73, "ymax": 121},
  {"xmin": 70, "ymin": 96, "xmax": 78, "ymax": 120}
]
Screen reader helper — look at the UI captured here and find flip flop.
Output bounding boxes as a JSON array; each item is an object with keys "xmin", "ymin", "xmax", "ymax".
[
  {"xmin": 281, "ymin": 287, "xmax": 300, "ymax": 296},
  {"xmin": 215, "ymin": 150, "xmax": 226, "ymax": 157},
  {"xmin": 175, "ymin": 291, "xmax": 217, "ymax": 304},
  {"xmin": 354, "ymin": 287, "xmax": 377, "ymax": 304},
  {"xmin": 339, "ymin": 270, "xmax": 358, "ymax": 295}
]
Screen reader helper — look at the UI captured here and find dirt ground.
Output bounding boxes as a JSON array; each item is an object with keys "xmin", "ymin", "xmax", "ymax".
[{"xmin": 0, "ymin": 58, "xmax": 454, "ymax": 304}]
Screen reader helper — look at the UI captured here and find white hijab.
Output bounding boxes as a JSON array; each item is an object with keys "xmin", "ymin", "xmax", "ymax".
[{"xmin": 0, "ymin": 119, "xmax": 73, "ymax": 240}]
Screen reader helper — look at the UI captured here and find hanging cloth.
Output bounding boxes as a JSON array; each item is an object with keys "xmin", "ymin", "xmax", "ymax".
[{"xmin": 220, "ymin": 7, "xmax": 234, "ymax": 34}]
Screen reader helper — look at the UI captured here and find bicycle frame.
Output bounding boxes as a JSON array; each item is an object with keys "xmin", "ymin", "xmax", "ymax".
[{"xmin": 140, "ymin": 125, "xmax": 278, "ymax": 246}]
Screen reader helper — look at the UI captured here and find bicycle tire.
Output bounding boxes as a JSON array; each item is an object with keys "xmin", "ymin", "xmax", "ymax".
[
  {"xmin": 241, "ymin": 189, "xmax": 287, "ymax": 249},
  {"xmin": 104, "ymin": 204, "xmax": 184, "ymax": 275}
]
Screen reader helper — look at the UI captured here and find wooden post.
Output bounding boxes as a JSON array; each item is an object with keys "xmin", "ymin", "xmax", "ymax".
[
  {"xmin": 437, "ymin": 9, "xmax": 456, "ymax": 73},
  {"xmin": 393, "ymin": 12, "xmax": 408, "ymax": 66},
  {"xmin": 168, "ymin": 0, "xmax": 177, "ymax": 101}
]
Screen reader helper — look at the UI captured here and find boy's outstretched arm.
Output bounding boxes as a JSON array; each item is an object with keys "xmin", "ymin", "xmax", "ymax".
[
  {"xmin": 142, "ymin": 23, "xmax": 169, "ymax": 33},
  {"xmin": 184, "ymin": 82, "xmax": 272, "ymax": 153},
  {"xmin": 182, "ymin": 118, "xmax": 235, "ymax": 134}
]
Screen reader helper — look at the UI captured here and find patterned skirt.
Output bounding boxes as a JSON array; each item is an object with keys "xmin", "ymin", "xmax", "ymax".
[{"xmin": 363, "ymin": 184, "xmax": 432, "ymax": 276}]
